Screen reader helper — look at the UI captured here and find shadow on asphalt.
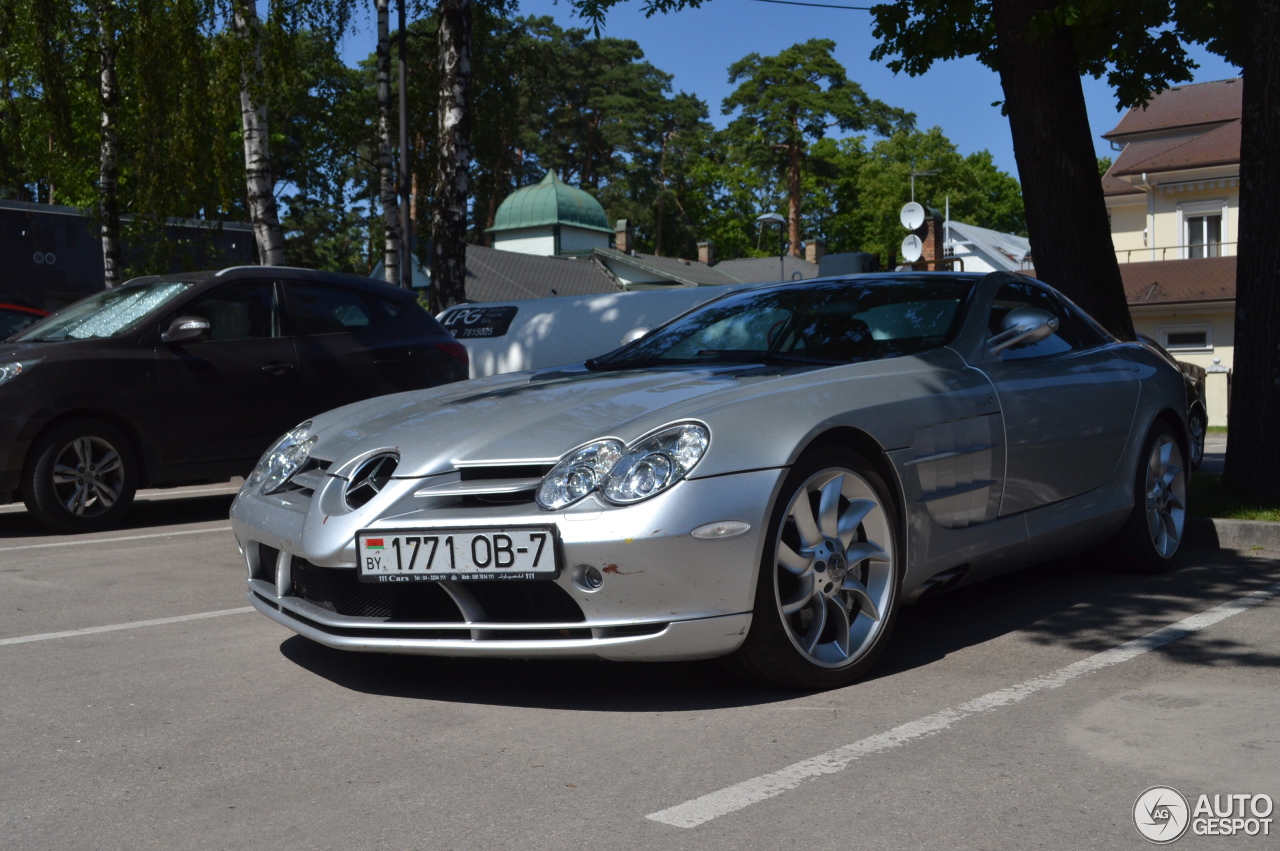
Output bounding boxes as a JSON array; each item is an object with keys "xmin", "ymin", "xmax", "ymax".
[
  {"xmin": 279, "ymin": 544, "xmax": 1280, "ymax": 711},
  {"xmin": 0, "ymin": 492, "xmax": 236, "ymax": 539}
]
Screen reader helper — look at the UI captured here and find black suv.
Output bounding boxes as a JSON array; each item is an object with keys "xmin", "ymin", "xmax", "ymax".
[{"xmin": 0, "ymin": 267, "xmax": 469, "ymax": 531}]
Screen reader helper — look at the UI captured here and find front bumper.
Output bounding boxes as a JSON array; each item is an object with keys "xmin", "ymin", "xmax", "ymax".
[{"xmin": 231, "ymin": 467, "xmax": 785, "ymax": 661}]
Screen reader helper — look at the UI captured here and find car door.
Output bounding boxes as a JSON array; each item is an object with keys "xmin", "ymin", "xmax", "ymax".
[
  {"xmin": 976, "ymin": 279, "xmax": 1140, "ymax": 516},
  {"xmin": 155, "ymin": 279, "xmax": 303, "ymax": 469},
  {"xmin": 284, "ymin": 281, "xmax": 415, "ymax": 418}
]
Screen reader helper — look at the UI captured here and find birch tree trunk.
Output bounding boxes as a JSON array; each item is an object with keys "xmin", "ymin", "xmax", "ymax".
[
  {"xmin": 375, "ymin": 0, "xmax": 401, "ymax": 285},
  {"xmin": 429, "ymin": 0, "xmax": 471, "ymax": 311},
  {"xmin": 97, "ymin": 0, "xmax": 122, "ymax": 287},
  {"xmin": 231, "ymin": 0, "xmax": 286, "ymax": 266}
]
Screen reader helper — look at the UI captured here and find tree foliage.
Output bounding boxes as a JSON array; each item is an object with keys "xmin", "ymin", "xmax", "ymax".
[{"xmin": 719, "ymin": 39, "xmax": 913, "ymax": 255}]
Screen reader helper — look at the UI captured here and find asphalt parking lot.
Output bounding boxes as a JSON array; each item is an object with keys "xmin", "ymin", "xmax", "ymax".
[{"xmin": 1, "ymin": 481, "xmax": 1276, "ymax": 850}]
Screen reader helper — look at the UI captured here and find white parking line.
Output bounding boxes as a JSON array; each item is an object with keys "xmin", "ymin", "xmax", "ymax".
[
  {"xmin": 0, "ymin": 526, "xmax": 233, "ymax": 553},
  {"xmin": 0, "ymin": 607, "xmax": 256, "ymax": 646},
  {"xmin": 647, "ymin": 582, "xmax": 1280, "ymax": 829}
]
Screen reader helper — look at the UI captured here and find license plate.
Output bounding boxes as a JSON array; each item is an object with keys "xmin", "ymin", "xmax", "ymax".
[{"xmin": 357, "ymin": 527, "xmax": 557, "ymax": 583}]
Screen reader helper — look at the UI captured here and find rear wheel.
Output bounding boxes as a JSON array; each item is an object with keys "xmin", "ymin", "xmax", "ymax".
[
  {"xmin": 1188, "ymin": 407, "xmax": 1206, "ymax": 470},
  {"xmin": 730, "ymin": 446, "xmax": 901, "ymax": 690},
  {"xmin": 23, "ymin": 418, "xmax": 138, "ymax": 532},
  {"xmin": 1105, "ymin": 421, "xmax": 1186, "ymax": 574}
]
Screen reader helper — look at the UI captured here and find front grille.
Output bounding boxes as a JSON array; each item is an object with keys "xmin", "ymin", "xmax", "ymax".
[
  {"xmin": 457, "ymin": 464, "xmax": 554, "ymax": 507},
  {"xmin": 255, "ymin": 543, "xmax": 279, "ymax": 583},
  {"xmin": 289, "ymin": 559, "xmax": 585, "ymax": 624},
  {"xmin": 458, "ymin": 464, "xmax": 552, "ymax": 482}
]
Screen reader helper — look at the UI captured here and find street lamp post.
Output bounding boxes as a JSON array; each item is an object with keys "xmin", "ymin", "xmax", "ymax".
[{"xmin": 756, "ymin": 212, "xmax": 786, "ymax": 282}]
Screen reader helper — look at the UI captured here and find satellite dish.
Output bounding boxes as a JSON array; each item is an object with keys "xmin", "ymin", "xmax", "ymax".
[
  {"xmin": 901, "ymin": 234, "xmax": 923, "ymax": 263},
  {"xmin": 900, "ymin": 201, "xmax": 926, "ymax": 231}
]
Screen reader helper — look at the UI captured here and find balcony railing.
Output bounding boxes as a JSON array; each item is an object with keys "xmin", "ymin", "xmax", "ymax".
[{"xmin": 1114, "ymin": 242, "xmax": 1238, "ymax": 263}]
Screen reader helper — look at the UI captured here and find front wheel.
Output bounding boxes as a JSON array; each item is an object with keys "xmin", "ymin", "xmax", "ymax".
[
  {"xmin": 730, "ymin": 446, "xmax": 901, "ymax": 690},
  {"xmin": 23, "ymin": 418, "xmax": 138, "ymax": 533}
]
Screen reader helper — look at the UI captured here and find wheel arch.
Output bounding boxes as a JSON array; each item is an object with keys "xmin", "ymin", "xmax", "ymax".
[
  {"xmin": 18, "ymin": 408, "xmax": 153, "ymax": 497},
  {"xmin": 792, "ymin": 426, "xmax": 906, "ymax": 526}
]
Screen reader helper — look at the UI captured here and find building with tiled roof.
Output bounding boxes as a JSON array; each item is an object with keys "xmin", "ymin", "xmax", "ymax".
[{"xmin": 1101, "ymin": 78, "xmax": 1241, "ymax": 425}]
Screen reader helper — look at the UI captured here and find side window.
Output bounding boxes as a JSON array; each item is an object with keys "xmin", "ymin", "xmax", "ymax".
[
  {"xmin": 184, "ymin": 282, "xmax": 278, "ymax": 341},
  {"xmin": 290, "ymin": 284, "xmax": 380, "ymax": 335},
  {"xmin": 988, "ymin": 281, "xmax": 1075, "ymax": 361}
]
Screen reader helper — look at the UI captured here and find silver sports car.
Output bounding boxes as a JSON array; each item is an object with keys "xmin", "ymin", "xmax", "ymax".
[{"xmin": 231, "ymin": 272, "xmax": 1189, "ymax": 689}]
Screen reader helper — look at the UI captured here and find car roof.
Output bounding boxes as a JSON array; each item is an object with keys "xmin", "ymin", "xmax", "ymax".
[{"xmin": 122, "ymin": 266, "xmax": 416, "ymax": 301}]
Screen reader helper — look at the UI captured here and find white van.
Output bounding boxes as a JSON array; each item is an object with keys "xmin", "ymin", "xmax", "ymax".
[{"xmin": 438, "ymin": 285, "xmax": 750, "ymax": 378}]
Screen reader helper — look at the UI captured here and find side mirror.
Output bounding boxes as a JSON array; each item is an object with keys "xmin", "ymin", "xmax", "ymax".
[
  {"xmin": 161, "ymin": 316, "xmax": 211, "ymax": 344},
  {"xmin": 989, "ymin": 307, "xmax": 1058, "ymax": 355},
  {"xmin": 620, "ymin": 326, "xmax": 650, "ymax": 345}
]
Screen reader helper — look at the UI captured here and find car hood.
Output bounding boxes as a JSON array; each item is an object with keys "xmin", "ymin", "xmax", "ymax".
[
  {"xmin": 307, "ymin": 363, "xmax": 798, "ymax": 477},
  {"xmin": 0, "ymin": 337, "xmax": 124, "ymax": 362}
]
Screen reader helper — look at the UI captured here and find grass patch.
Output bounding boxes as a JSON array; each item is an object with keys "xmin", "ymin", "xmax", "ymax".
[
  {"xmin": 1189, "ymin": 473, "xmax": 1280, "ymax": 521},
  {"xmin": 1207, "ymin": 425, "xmax": 1229, "ymax": 434}
]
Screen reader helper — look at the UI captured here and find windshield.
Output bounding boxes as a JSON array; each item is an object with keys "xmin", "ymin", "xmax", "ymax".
[
  {"xmin": 588, "ymin": 276, "xmax": 975, "ymax": 370},
  {"xmin": 15, "ymin": 280, "xmax": 194, "ymax": 342}
]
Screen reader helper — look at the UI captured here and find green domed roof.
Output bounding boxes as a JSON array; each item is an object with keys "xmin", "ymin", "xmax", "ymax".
[{"xmin": 487, "ymin": 172, "xmax": 612, "ymax": 234}]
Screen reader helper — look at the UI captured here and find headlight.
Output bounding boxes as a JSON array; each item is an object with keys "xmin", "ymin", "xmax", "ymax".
[
  {"xmin": 603, "ymin": 423, "xmax": 709, "ymax": 504},
  {"xmin": 537, "ymin": 439, "xmax": 624, "ymax": 510},
  {"xmin": 246, "ymin": 422, "xmax": 315, "ymax": 495},
  {"xmin": 536, "ymin": 422, "xmax": 709, "ymax": 510},
  {"xmin": 0, "ymin": 360, "xmax": 37, "ymax": 386}
]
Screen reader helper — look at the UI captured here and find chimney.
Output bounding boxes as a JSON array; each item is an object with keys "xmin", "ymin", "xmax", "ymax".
[
  {"xmin": 921, "ymin": 212, "xmax": 945, "ymax": 269},
  {"xmin": 804, "ymin": 239, "xmax": 826, "ymax": 264},
  {"xmin": 615, "ymin": 219, "xmax": 634, "ymax": 253},
  {"xmin": 697, "ymin": 239, "xmax": 715, "ymax": 266}
]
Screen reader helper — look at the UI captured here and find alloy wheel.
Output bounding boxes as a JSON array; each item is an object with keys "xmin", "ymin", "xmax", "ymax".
[
  {"xmin": 772, "ymin": 467, "xmax": 896, "ymax": 668},
  {"xmin": 1144, "ymin": 433, "xmax": 1186, "ymax": 558}
]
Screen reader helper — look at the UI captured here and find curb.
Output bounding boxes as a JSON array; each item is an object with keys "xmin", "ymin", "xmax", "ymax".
[{"xmin": 1185, "ymin": 516, "xmax": 1280, "ymax": 551}]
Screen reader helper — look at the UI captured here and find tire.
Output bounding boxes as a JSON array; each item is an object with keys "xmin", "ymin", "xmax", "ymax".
[
  {"xmin": 1104, "ymin": 421, "xmax": 1187, "ymax": 574},
  {"xmin": 23, "ymin": 418, "xmax": 138, "ymax": 533},
  {"xmin": 729, "ymin": 445, "xmax": 902, "ymax": 690},
  {"xmin": 1187, "ymin": 407, "xmax": 1206, "ymax": 471}
]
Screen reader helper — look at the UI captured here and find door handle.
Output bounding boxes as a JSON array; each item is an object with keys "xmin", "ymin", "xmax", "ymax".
[{"xmin": 262, "ymin": 362, "xmax": 295, "ymax": 376}]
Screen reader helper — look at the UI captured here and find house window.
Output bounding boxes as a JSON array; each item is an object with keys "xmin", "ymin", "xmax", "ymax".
[
  {"xmin": 1186, "ymin": 214, "xmax": 1222, "ymax": 258},
  {"xmin": 1161, "ymin": 325, "xmax": 1211, "ymax": 352},
  {"xmin": 1179, "ymin": 200, "xmax": 1227, "ymax": 259}
]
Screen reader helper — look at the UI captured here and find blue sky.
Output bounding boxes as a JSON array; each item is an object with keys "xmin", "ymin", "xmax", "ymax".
[{"xmin": 340, "ymin": 0, "xmax": 1242, "ymax": 179}]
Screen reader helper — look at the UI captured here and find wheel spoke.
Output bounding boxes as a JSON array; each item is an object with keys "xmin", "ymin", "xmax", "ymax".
[
  {"xmin": 52, "ymin": 464, "xmax": 79, "ymax": 484},
  {"xmin": 91, "ymin": 479, "xmax": 119, "ymax": 507},
  {"xmin": 97, "ymin": 450, "xmax": 123, "ymax": 475},
  {"xmin": 66, "ymin": 483, "xmax": 89, "ymax": 515},
  {"xmin": 836, "ymin": 499, "xmax": 876, "ymax": 547},
  {"xmin": 817, "ymin": 475, "xmax": 844, "ymax": 539},
  {"xmin": 790, "ymin": 488, "xmax": 822, "ymax": 549},
  {"xmin": 780, "ymin": 574, "xmax": 816, "ymax": 615},
  {"xmin": 72, "ymin": 438, "xmax": 92, "ymax": 467},
  {"xmin": 826, "ymin": 598, "xmax": 852, "ymax": 658},
  {"xmin": 778, "ymin": 541, "xmax": 810, "ymax": 575},
  {"xmin": 801, "ymin": 595, "xmax": 827, "ymax": 654},
  {"xmin": 1147, "ymin": 506, "xmax": 1163, "ymax": 542},
  {"xmin": 840, "ymin": 576, "xmax": 882, "ymax": 622},
  {"xmin": 844, "ymin": 540, "xmax": 888, "ymax": 565}
]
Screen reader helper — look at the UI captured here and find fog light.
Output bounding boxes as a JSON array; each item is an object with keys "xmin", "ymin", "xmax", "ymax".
[
  {"xmin": 573, "ymin": 564, "xmax": 605, "ymax": 592},
  {"xmin": 691, "ymin": 520, "xmax": 751, "ymax": 540}
]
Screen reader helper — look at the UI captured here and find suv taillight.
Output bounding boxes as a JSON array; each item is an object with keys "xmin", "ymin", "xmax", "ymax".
[{"xmin": 436, "ymin": 341, "xmax": 469, "ymax": 365}]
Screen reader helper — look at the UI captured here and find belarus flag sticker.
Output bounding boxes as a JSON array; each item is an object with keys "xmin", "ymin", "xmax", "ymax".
[{"xmin": 365, "ymin": 538, "xmax": 385, "ymax": 549}]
